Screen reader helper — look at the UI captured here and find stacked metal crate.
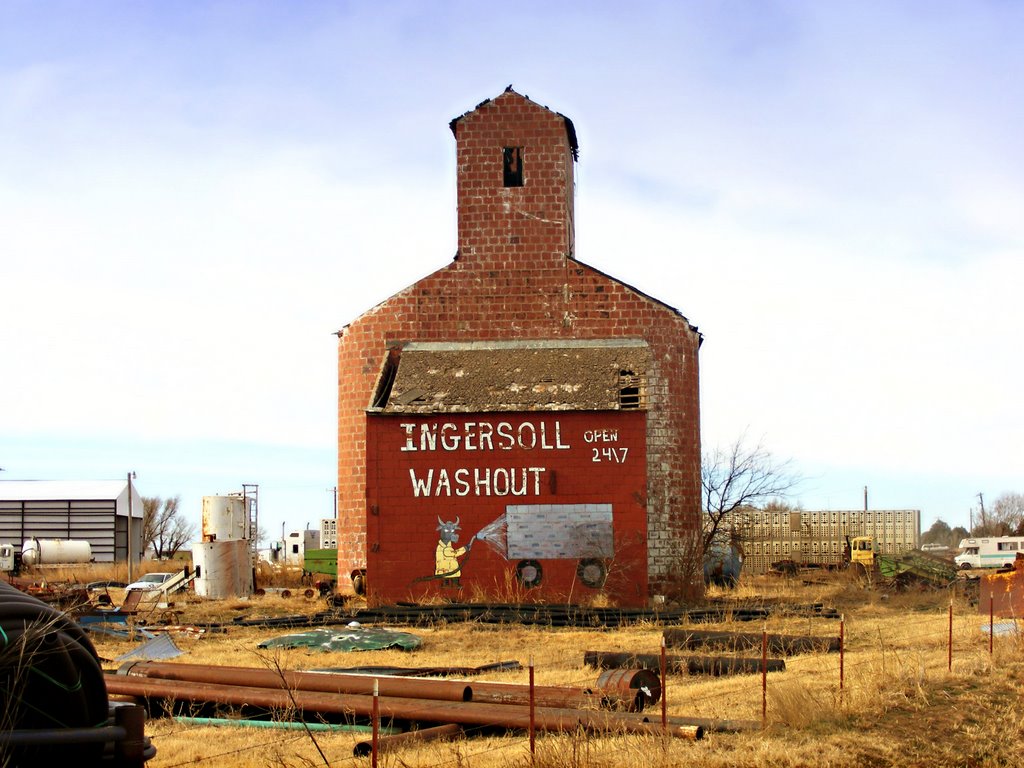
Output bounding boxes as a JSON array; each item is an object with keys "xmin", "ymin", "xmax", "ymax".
[{"xmin": 741, "ymin": 509, "xmax": 920, "ymax": 575}]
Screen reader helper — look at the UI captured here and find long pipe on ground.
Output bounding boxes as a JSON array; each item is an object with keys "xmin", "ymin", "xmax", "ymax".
[
  {"xmin": 104, "ymin": 675, "xmax": 702, "ymax": 740},
  {"xmin": 663, "ymin": 629, "xmax": 840, "ymax": 655},
  {"xmin": 172, "ymin": 716, "xmax": 389, "ymax": 733},
  {"xmin": 456, "ymin": 679, "xmax": 630, "ymax": 711},
  {"xmin": 118, "ymin": 661, "xmax": 472, "ymax": 703},
  {"xmin": 353, "ymin": 723, "xmax": 462, "ymax": 757},
  {"xmin": 584, "ymin": 650, "xmax": 786, "ymax": 676},
  {"xmin": 120, "ymin": 660, "xmax": 628, "ymax": 713}
]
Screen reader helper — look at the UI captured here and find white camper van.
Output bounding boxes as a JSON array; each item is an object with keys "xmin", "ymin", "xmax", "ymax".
[{"xmin": 954, "ymin": 537, "xmax": 1024, "ymax": 570}]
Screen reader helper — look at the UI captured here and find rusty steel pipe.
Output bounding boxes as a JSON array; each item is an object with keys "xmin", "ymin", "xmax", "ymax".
[
  {"xmin": 104, "ymin": 675, "xmax": 703, "ymax": 740},
  {"xmin": 585, "ymin": 650, "xmax": 786, "ymax": 677},
  {"xmin": 469, "ymin": 671, "xmax": 659, "ymax": 713},
  {"xmin": 663, "ymin": 629, "xmax": 840, "ymax": 655},
  {"xmin": 463, "ymin": 680, "xmax": 614, "ymax": 711},
  {"xmin": 354, "ymin": 723, "xmax": 462, "ymax": 758},
  {"xmin": 118, "ymin": 661, "xmax": 472, "ymax": 703}
]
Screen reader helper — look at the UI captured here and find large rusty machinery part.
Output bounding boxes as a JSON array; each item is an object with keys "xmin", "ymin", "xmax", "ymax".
[
  {"xmin": 576, "ymin": 558, "xmax": 608, "ymax": 589},
  {"xmin": 0, "ymin": 579, "xmax": 109, "ymax": 764},
  {"xmin": 351, "ymin": 569, "xmax": 367, "ymax": 596},
  {"xmin": 595, "ymin": 668, "xmax": 661, "ymax": 712},
  {"xmin": 514, "ymin": 559, "xmax": 543, "ymax": 588}
]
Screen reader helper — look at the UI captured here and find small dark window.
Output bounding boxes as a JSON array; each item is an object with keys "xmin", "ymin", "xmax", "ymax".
[
  {"xmin": 618, "ymin": 369, "xmax": 645, "ymax": 409},
  {"xmin": 503, "ymin": 147, "xmax": 523, "ymax": 187}
]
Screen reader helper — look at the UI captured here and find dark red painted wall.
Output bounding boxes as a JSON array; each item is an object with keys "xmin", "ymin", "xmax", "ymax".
[{"xmin": 365, "ymin": 411, "xmax": 648, "ymax": 605}]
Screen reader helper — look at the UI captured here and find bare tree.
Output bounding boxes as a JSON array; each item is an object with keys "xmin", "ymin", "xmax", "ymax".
[
  {"xmin": 984, "ymin": 492, "xmax": 1024, "ymax": 536},
  {"xmin": 702, "ymin": 435, "xmax": 800, "ymax": 556},
  {"xmin": 142, "ymin": 496, "xmax": 195, "ymax": 559}
]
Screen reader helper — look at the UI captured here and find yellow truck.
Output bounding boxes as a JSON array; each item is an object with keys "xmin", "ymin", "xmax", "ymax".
[
  {"xmin": 847, "ymin": 536, "xmax": 879, "ymax": 569},
  {"xmin": 771, "ymin": 535, "xmax": 877, "ymax": 574}
]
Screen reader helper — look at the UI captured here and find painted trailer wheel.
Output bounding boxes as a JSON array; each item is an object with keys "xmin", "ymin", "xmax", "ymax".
[
  {"xmin": 577, "ymin": 558, "xmax": 608, "ymax": 589},
  {"xmin": 515, "ymin": 559, "xmax": 543, "ymax": 588}
]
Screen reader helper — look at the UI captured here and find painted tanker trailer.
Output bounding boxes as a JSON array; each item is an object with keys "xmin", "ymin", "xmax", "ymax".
[
  {"xmin": 19, "ymin": 538, "xmax": 93, "ymax": 568},
  {"xmin": 472, "ymin": 503, "xmax": 616, "ymax": 589},
  {"xmin": 0, "ymin": 538, "xmax": 93, "ymax": 577}
]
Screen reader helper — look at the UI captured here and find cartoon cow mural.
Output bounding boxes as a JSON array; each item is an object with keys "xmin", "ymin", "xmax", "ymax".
[{"xmin": 433, "ymin": 517, "xmax": 475, "ymax": 588}]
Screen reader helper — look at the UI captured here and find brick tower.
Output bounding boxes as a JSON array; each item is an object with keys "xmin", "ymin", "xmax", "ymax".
[{"xmin": 336, "ymin": 88, "xmax": 702, "ymax": 605}]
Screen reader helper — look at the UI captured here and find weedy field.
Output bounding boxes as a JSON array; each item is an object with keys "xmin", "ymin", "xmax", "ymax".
[{"xmin": 51, "ymin": 564, "xmax": 1024, "ymax": 767}]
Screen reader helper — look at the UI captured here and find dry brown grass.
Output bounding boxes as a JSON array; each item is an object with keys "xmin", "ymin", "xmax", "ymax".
[{"xmin": 79, "ymin": 571, "xmax": 1024, "ymax": 768}]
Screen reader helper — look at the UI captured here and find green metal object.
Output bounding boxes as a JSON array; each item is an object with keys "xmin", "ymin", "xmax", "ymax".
[
  {"xmin": 173, "ymin": 716, "xmax": 399, "ymax": 733},
  {"xmin": 303, "ymin": 548, "xmax": 338, "ymax": 578},
  {"xmin": 257, "ymin": 627, "xmax": 423, "ymax": 652},
  {"xmin": 877, "ymin": 549, "xmax": 959, "ymax": 586}
]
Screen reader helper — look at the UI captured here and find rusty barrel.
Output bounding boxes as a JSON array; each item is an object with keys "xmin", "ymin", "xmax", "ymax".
[{"xmin": 595, "ymin": 668, "xmax": 661, "ymax": 712}]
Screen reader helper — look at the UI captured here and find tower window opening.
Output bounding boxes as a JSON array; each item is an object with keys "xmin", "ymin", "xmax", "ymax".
[{"xmin": 503, "ymin": 147, "xmax": 523, "ymax": 187}]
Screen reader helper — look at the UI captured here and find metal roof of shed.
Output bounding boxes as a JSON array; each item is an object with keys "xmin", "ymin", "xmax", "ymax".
[{"xmin": 0, "ymin": 480, "xmax": 130, "ymax": 501}]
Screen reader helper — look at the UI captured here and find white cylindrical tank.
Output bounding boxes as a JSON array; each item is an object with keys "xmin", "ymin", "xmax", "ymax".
[
  {"xmin": 192, "ymin": 539, "xmax": 254, "ymax": 598},
  {"xmin": 201, "ymin": 495, "xmax": 251, "ymax": 542},
  {"xmin": 21, "ymin": 539, "xmax": 92, "ymax": 567}
]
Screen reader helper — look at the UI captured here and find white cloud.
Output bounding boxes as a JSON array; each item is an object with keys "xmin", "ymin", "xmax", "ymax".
[{"xmin": 1, "ymin": 1, "xmax": 1021, "ymax": 533}]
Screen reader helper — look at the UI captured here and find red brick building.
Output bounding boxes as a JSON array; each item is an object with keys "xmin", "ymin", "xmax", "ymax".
[{"xmin": 337, "ymin": 88, "xmax": 702, "ymax": 606}]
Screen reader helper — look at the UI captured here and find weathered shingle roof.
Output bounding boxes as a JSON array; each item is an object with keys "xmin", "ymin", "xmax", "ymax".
[{"xmin": 373, "ymin": 340, "xmax": 649, "ymax": 414}]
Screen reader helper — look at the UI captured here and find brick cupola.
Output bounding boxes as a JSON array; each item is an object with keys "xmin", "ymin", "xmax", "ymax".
[{"xmin": 450, "ymin": 87, "xmax": 578, "ymax": 267}]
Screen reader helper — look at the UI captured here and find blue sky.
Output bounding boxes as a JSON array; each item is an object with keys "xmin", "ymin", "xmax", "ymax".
[{"xmin": 1, "ymin": 1, "xmax": 1020, "ymax": 542}]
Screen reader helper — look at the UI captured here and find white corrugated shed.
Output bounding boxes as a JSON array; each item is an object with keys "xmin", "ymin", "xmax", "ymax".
[{"xmin": 0, "ymin": 479, "xmax": 144, "ymax": 563}]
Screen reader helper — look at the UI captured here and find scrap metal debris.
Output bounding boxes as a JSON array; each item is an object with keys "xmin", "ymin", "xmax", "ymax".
[
  {"xmin": 980, "ymin": 557, "xmax": 1024, "ymax": 617},
  {"xmin": 114, "ymin": 633, "xmax": 183, "ymax": 662}
]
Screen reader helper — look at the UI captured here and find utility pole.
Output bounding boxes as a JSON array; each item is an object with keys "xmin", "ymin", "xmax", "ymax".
[
  {"xmin": 127, "ymin": 471, "xmax": 137, "ymax": 582},
  {"xmin": 978, "ymin": 492, "xmax": 986, "ymax": 532},
  {"xmin": 327, "ymin": 487, "xmax": 338, "ymax": 519}
]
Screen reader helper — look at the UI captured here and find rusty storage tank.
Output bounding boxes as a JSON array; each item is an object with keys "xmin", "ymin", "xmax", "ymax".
[
  {"xmin": 201, "ymin": 494, "xmax": 251, "ymax": 542},
  {"xmin": 21, "ymin": 538, "xmax": 93, "ymax": 567},
  {"xmin": 192, "ymin": 539, "xmax": 254, "ymax": 598},
  {"xmin": 703, "ymin": 541, "xmax": 743, "ymax": 587}
]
